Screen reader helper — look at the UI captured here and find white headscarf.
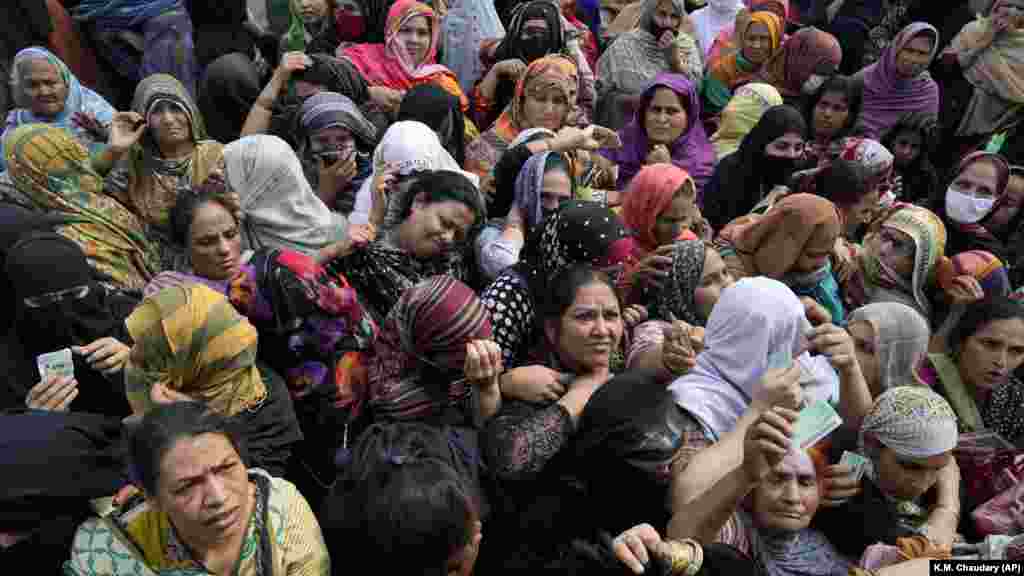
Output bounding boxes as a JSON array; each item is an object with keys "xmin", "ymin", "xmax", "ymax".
[
  {"xmin": 848, "ymin": 303, "xmax": 931, "ymax": 392},
  {"xmin": 350, "ymin": 121, "xmax": 473, "ymax": 225},
  {"xmin": 224, "ymin": 134, "xmax": 346, "ymax": 256},
  {"xmin": 669, "ymin": 277, "xmax": 840, "ymax": 440},
  {"xmin": 859, "ymin": 386, "xmax": 958, "ymax": 471},
  {"xmin": 690, "ymin": 0, "xmax": 743, "ymax": 57}
]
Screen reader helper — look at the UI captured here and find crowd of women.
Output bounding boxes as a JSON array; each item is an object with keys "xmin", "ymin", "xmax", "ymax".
[{"xmin": 3, "ymin": 0, "xmax": 1024, "ymax": 574}]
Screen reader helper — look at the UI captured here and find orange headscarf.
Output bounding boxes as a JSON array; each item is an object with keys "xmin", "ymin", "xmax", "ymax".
[{"xmin": 492, "ymin": 54, "xmax": 579, "ymax": 144}]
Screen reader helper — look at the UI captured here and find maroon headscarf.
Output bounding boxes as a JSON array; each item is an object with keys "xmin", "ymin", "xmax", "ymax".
[{"xmin": 757, "ymin": 27, "xmax": 842, "ymax": 97}]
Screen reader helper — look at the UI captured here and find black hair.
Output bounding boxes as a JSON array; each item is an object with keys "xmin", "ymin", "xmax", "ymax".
[
  {"xmin": 805, "ymin": 74, "xmax": 862, "ymax": 141},
  {"xmin": 395, "ymin": 170, "xmax": 487, "ymax": 228},
  {"xmin": 542, "ymin": 264, "xmax": 620, "ymax": 321},
  {"xmin": 321, "ymin": 422, "xmax": 478, "ymax": 576},
  {"xmin": 879, "ymin": 112, "xmax": 939, "ymax": 169},
  {"xmin": 948, "ymin": 296, "xmax": 1024, "ymax": 354},
  {"xmin": 129, "ymin": 401, "xmax": 245, "ymax": 495},
  {"xmin": 816, "ymin": 158, "xmax": 871, "ymax": 207},
  {"xmin": 169, "ymin": 174, "xmax": 237, "ymax": 247}
]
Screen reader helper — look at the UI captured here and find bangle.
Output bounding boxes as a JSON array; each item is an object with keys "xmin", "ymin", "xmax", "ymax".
[{"xmin": 664, "ymin": 539, "xmax": 703, "ymax": 576}]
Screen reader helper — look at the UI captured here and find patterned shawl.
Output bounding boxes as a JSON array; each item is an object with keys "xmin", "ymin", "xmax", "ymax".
[
  {"xmin": 857, "ymin": 23, "xmax": 941, "ymax": 140},
  {"xmin": 651, "ymin": 238, "xmax": 706, "ymax": 325},
  {"xmin": 4, "ymin": 123, "xmax": 160, "ymax": 290},
  {"xmin": 2, "ymin": 47, "xmax": 115, "ymax": 170},
  {"xmin": 369, "ymin": 275, "xmax": 491, "ymax": 422},
  {"xmin": 124, "ymin": 283, "xmax": 267, "ymax": 417},
  {"xmin": 757, "ymin": 26, "xmax": 842, "ymax": 98},
  {"xmin": 710, "ymin": 82, "xmax": 783, "ymax": 159}
]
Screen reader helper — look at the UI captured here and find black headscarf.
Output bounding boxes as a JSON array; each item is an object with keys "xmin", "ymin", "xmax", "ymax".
[
  {"xmin": 703, "ymin": 105, "xmax": 808, "ymax": 231},
  {"xmin": 398, "ymin": 84, "xmax": 467, "ymax": 166}
]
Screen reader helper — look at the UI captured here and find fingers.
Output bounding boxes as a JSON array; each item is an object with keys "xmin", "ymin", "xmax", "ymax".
[
  {"xmin": 612, "ymin": 528, "xmax": 652, "ymax": 574},
  {"xmin": 464, "ymin": 341, "xmax": 482, "ymax": 380},
  {"xmin": 27, "ymin": 376, "xmax": 78, "ymax": 411}
]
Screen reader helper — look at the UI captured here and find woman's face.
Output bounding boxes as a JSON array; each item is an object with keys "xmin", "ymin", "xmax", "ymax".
[
  {"xmin": 397, "ymin": 15, "xmax": 432, "ymax": 65},
  {"xmin": 890, "ymin": 129, "xmax": 922, "ymax": 168},
  {"xmin": 894, "ymin": 35, "xmax": 934, "ymax": 77},
  {"xmin": 653, "ymin": 189, "xmax": 698, "ymax": 246},
  {"xmin": 694, "ymin": 249, "xmax": 735, "ymax": 323},
  {"xmin": 540, "ymin": 167, "xmax": 573, "ymax": 212},
  {"xmin": 310, "ymin": 126, "xmax": 356, "ymax": 155},
  {"xmin": 189, "ymin": 201, "xmax": 242, "ymax": 282},
  {"xmin": 952, "ymin": 159, "xmax": 1000, "ymax": 201},
  {"xmin": 743, "ymin": 22, "xmax": 774, "ymax": 64},
  {"xmin": 811, "ymin": 91, "xmax": 850, "ymax": 140},
  {"xmin": 295, "ymin": 0, "xmax": 331, "ymax": 22},
  {"xmin": 652, "ymin": 0, "xmax": 682, "ymax": 33},
  {"xmin": 405, "ymin": 196, "xmax": 477, "ymax": 259},
  {"xmin": 957, "ymin": 317, "xmax": 1024, "ymax": 392},
  {"xmin": 550, "ymin": 281, "xmax": 623, "ymax": 373},
  {"xmin": 521, "ymin": 81, "xmax": 571, "ymax": 131},
  {"xmin": 844, "ymin": 187, "xmax": 881, "ymax": 231},
  {"xmin": 752, "ymin": 450, "xmax": 820, "ymax": 533},
  {"xmin": 874, "ymin": 447, "xmax": 950, "ymax": 501},
  {"xmin": 644, "ymin": 88, "xmax": 689, "ymax": 146},
  {"xmin": 987, "ymin": 174, "xmax": 1024, "ymax": 231},
  {"xmin": 23, "ymin": 59, "xmax": 68, "ymax": 118},
  {"xmin": 151, "ymin": 433, "xmax": 253, "ymax": 547},
  {"xmin": 149, "ymin": 101, "xmax": 192, "ymax": 152},
  {"xmin": 848, "ymin": 320, "xmax": 882, "ymax": 396},
  {"xmin": 764, "ymin": 132, "xmax": 806, "ymax": 159},
  {"xmin": 872, "ymin": 226, "xmax": 916, "ymax": 279}
]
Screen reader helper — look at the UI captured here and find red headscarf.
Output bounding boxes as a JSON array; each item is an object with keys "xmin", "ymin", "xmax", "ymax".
[{"xmin": 623, "ymin": 163, "xmax": 696, "ymax": 251}]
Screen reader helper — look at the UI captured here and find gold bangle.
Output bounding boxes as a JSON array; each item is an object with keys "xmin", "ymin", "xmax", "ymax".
[{"xmin": 664, "ymin": 538, "xmax": 704, "ymax": 576}]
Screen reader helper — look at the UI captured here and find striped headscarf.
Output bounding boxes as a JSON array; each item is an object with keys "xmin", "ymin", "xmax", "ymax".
[
  {"xmin": 369, "ymin": 275, "xmax": 492, "ymax": 421},
  {"xmin": 299, "ymin": 91, "xmax": 377, "ymax": 145},
  {"xmin": 124, "ymin": 284, "xmax": 267, "ymax": 417},
  {"xmin": 4, "ymin": 123, "xmax": 160, "ymax": 290}
]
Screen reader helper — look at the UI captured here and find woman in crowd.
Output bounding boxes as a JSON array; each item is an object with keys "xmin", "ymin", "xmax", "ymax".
[
  {"xmin": 933, "ymin": 250, "xmax": 1012, "ymax": 346},
  {"xmin": 64, "ymin": 401, "xmax": 329, "ymax": 576},
  {"xmin": 848, "ymin": 302, "xmax": 932, "ymax": 396},
  {"xmin": 803, "ymin": 74, "xmax": 863, "ymax": 166},
  {"xmin": 842, "ymin": 203, "xmax": 947, "ymax": 319},
  {"xmin": 803, "ymin": 138, "xmax": 893, "ymax": 231},
  {"xmin": 936, "ymin": 151, "xmax": 1011, "ymax": 257},
  {"xmin": 2, "ymin": 47, "xmax": 115, "ymax": 170},
  {"xmin": 596, "ymin": 0, "xmax": 703, "ymax": 130},
  {"xmin": 756, "ymin": 26, "xmax": 843, "ymax": 106},
  {"xmin": 716, "ymin": 194, "xmax": 847, "ymax": 325},
  {"xmin": 710, "ymin": 82, "xmax": 783, "ymax": 160},
  {"xmin": 482, "ymin": 263, "xmax": 623, "ymax": 572},
  {"xmin": 881, "ymin": 112, "xmax": 941, "ymax": 205},
  {"xmin": 855, "ymin": 22, "xmax": 942, "ymax": 141},
  {"xmin": 703, "ymin": 9, "xmax": 783, "ymax": 115},
  {"xmin": 398, "ymin": 83, "xmax": 467, "ymax": 167},
  {"xmin": 627, "ymin": 238, "xmax": 735, "ymax": 380},
  {"xmin": 690, "ymin": 0, "xmax": 744, "ymax": 57},
  {"xmin": 703, "ymin": 104, "xmax": 807, "ymax": 231},
  {"xmin": 105, "ymin": 74, "xmax": 224, "ymax": 268},
  {"xmin": 475, "ymin": 149, "xmax": 575, "ymax": 282},
  {"xmin": 704, "ymin": 0, "xmax": 789, "ymax": 63},
  {"xmin": 602, "ymin": 73, "xmax": 715, "ymax": 193},
  {"xmin": 327, "ymin": 169, "xmax": 486, "ymax": 323},
  {"xmin": 811, "ymin": 158, "xmax": 883, "ymax": 242},
  {"xmin": 123, "ymin": 284, "xmax": 303, "ymax": 476},
  {"xmin": 5, "ymin": 123, "xmax": 160, "ymax": 290},
  {"xmin": 339, "ymin": 0, "xmax": 466, "ymax": 120}
]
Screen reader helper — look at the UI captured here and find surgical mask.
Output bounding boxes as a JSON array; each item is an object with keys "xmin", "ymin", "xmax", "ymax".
[
  {"xmin": 945, "ymin": 187, "xmax": 997, "ymax": 224},
  {"xmin": 802, "ymin": 74, "xmax": 827, "ymax": 95}
]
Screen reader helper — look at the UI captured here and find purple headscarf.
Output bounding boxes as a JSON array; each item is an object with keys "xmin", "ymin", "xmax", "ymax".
[
  {"xmin": 857, "ymin": 22, "xmax": 941, "ymax": 140},
  {"xmin": 602, "ymin": 73, "xmax": 716, "ymax": 197}
]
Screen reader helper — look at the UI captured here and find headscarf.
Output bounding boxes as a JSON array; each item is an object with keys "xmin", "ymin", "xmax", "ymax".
[
  {"xmin": 795, "ymin": 136, "xmax": 896, "ymax": 200},
  {"xmin": 848, "ymin": 303, "xmax": 931, "ymax": 392},
  {"xmin": 124, "ymin": 74, "xmax": 223, "ymax": 229},
  {"xmin": 858, "ymin": 386, "xmax": 958, "ymax": 478},
  {"xmin": 350, "ymin": 121, "xmax": 467, "ymax": 227},
  {"xmin": 622, "ymin": 163, "xmax": 696, "ymax": 252},
  {"xmin": 854, "ymin": 204, "xmax": 946, "ymax": 316},
  {"xmin": 299, "ymin": 91, "xmax": 378, "ymax": 147},
  {"xmin": 223, "ymin": 135, "xmax": 347, "ymax": 256},
  {"xmin": 710, "ymin": 83, "xmax": 783, "ymax": 159},
  {"xmin": 857, "ymin": 23, "xmax": 941, "ymax": 140},
  {"xmin": 706, "ymin": 10, "xmax": 784, "ymax": 93},
  {"xmin": 943, "ymin": 151, "xmax": 1011, "ymax": 244},
  {"xmin": 2, "ymin": 47, "xmax": 115, "ymax": 169},
  {"xmin": 604, "ymin": 73, "xmax": 716, "ymax": 193},
  {"xmin": 441, "ymin": 0, "xmax": 505, "ymax": 93},
  {"xmin": 938, "ymin": 250, "xmax": 1012, "ymax": 298},
  {"xmin": 514, "ymin": 151, "xmax": 575, "ymax": 231},
  {"xmin": 492, "ymin": 1, "xmax": 567, "ymax": 63},
  {"xmin": 691, "ymin": 0, "xmax": 745, "ymax": 56},
  {"xmin": 491, "ymin": 54, "xmax": 579, "ymax": 148},
  {"xmin": 758, "ymin": 27, "xmax": 842, "ymax": 97},
  {"xmin": 124, "ymin": 284, "xmax": 267, "ymax": 417},
  {"xmin": 651, "ymin": 239, "xmax": 707, "ymax": 325},
  {"xmin": 704, "ymin": 0, "xmax": 789, "ymax": 63},
  {"xmin": 397, "ymin": 83, "xmax": 466, "ymax": 166},
  {"xmin": 669, "ymin": 277, "xmax": 840, "ymax": 440},
  {"xmin": 597, "ymin": 0, "xmax": 702, "ymax": 97},
  {"xmin": 340, "ymin": 0, "xmax": 467, "ymax": 109},
  {"xmin": 369, "ymin": 275, "xmax": 492, "ymax": 422},
  {"xmin": 4, "ymin": 124, "xmax": 160, "ymax": 290}
]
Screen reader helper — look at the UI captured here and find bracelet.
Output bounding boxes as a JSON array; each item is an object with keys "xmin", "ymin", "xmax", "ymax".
[{"xmin": 665, "ymin": 538, "xmax": 703, "ymax": 576}]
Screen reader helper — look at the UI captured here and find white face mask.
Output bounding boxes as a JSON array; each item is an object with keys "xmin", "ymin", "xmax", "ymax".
[
  {"xmin": 802, "ymin": 74, "xmax": 827, "ymax": 95},
  {"xmin": 945, "ymin": 187, "xmax": 997, "ymax": 224}
]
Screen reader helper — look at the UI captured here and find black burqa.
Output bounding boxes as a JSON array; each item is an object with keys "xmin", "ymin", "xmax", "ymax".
[{"xmin": 398, "ymin": 83, "xmax": 467, "ymax": 166}]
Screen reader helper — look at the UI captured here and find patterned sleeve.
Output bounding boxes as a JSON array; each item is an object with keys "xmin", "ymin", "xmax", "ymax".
[
  {"xmin": 272, "ymin": 478, "xmax": 331, "ymax": 576},
  {"xmin": 484, "ymin": 399, "xmax": 575, "ymax": 481},
  {"xmin": 715, "ymin": 512, "xmax": 753, "ymax": 558},
  {"xmin": 481, "ymin": 270, "xmax": 536, "ymax": 367}
]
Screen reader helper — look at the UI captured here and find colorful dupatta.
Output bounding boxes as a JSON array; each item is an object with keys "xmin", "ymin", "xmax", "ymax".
[
  {"xmin": 704, "ymin": 10, "xmax": 783, "ymax": 111},
  {"xmin": 710, "ymin": 82, "xmax": 783, "ymax": 159}
]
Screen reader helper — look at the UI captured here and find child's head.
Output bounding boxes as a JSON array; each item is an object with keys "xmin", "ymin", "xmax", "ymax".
[
  {"xmin": 322, "ymin": 422, "xmax": 480, "ymax": 576},
  {"xmin": 858, "ymin": 386, "xmax": 958, "ymax": 501}
]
